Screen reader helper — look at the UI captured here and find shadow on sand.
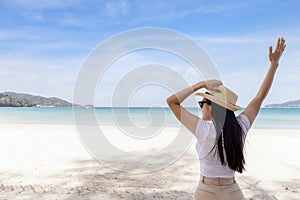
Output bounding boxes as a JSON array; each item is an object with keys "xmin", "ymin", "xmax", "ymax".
[{"xmin": 0, "ymin": 156, "xmax": 299, "ymax": 199}]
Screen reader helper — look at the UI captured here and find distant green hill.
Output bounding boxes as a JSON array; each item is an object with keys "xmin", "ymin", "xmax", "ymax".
[
  {"xmin": 0, "ymin": 92, "xmax": 76, "ymax": 107},
  {"xmin": 265, "ymin": 99, "xmax": 300, "ymax": 108}
]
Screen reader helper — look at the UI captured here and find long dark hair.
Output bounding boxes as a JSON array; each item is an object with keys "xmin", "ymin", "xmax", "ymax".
[{"xmin": 209, "ymin": 100, "xmax": 246, "ymax": 173}]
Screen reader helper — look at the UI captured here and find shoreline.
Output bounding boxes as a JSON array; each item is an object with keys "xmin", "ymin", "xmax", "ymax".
[{"xmin": 2, "ymin": 122, "xmax": 300, "ymax": 131}]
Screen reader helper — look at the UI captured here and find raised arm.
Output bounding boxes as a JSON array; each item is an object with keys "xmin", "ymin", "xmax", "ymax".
[
  {"xmin": 242, "ymin": 38, "xmax": 286, "ymax": 126},
  {"xmin": 166, "ymin": 80, "xmax": 222, "ymax": 134}
]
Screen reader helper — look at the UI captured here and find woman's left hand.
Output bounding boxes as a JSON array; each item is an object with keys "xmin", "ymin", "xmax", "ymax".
[
  {"xmin": 269, "ymin": 37, "xmax": 286, "ymax": 66},
  {"xmin": 204, "ymin": 79, "xmax": 223, "ymax": 92}
]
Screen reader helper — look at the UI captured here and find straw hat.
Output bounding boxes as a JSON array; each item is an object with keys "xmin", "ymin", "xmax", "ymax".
[{"xmin": 195, "ymin": 85, "xmax": 242, "ymax": 111}]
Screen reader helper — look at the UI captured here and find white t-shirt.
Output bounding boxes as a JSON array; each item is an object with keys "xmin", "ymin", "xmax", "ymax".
[{"xmin": 195, "ymin": 114, "xmax": 251, "ymax": 178}]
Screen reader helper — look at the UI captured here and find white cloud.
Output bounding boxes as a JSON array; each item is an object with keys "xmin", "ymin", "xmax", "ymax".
[
  {"xmin": 0, "ymin": 54, "xmax": 81, "ymax": 102},
  {"xmin": 192, "ymin": 30, "xmax": 300, "ymax": 106},
  {"xmin": 184, "ymin": 67, "xmax": 202, "ymax": 84},
  {"xmin": 4, "ymin": 0, "xmax": 274, "ymax": 28},
  {"xmin": 93, "ymin": 50, "xmax": 201, "ymax": 107},
  {"xmin": 0, "ymin": 30, "xmax": 22, "ymax": 40},
  {"xmin": 2, "ymin": 28, "xmax": 299, "ymax": 106},
  {"xmin": 1, "ymin": 1, "xmax": 299, "ymax": 106},
  {"xmin": 6, "ymin": 0, "xmax": 86, "ymax": 9},
  {"xmin": 129, "ymin": 0, "xmax": 272, "ymax": 24},
  {"xmin": 105, "ymin": 0, "xmax": 128, "ymax": 17}
]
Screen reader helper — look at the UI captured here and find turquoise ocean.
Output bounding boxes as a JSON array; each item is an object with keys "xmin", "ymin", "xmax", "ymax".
[{"xmin": 0, "ymin": 107, "xmax": 300, "ymax": 129}]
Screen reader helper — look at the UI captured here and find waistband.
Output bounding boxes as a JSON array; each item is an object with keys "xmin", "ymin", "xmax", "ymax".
[{"xmin": 201, "ymin": 175, "xmax": 235, "ymax": 186}]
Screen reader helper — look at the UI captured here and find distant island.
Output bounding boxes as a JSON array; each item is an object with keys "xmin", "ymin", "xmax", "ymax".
[
  {"xmin": 1, "ymin": 91, "xmax": 299, "ymax": 108},
  {"xmin": 265, "ymin": 99, "xmax": 300, "ymax": 108},
  {"xmin": 0, "ymin": 92, "xmax": 79, "ymax": 107}
]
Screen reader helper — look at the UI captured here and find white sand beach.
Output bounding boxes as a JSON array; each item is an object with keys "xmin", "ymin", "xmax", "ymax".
[{"xmin": 0, "ymin": 124, "xmax": 299, "ymax": 199}]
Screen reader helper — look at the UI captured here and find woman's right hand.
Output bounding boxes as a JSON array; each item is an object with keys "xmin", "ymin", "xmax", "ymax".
[{"xmin": 269, "ymin": 37, "xmax": 286, "ymax": 66}]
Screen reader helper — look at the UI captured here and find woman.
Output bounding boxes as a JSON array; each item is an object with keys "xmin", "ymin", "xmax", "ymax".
[{"xmin": 167, "ymin": 38, "xmax": 286, "ymax": 199}]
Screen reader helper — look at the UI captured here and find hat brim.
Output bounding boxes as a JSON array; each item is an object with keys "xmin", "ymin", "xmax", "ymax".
[{"xmin": 195, "ymin": 92, "xmax": 243, "ymax": 111}]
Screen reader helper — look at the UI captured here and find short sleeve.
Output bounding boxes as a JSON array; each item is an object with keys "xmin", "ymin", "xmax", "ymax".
[
  {"xmin": 236, "ymin": 113, "xmax": 251, "ymax": 140},
  {"xmin": 194, "ymin": 118, "xmax": 216, "ymax": 159},
  {"xmin": 195, "ymin": 118, "xmax": 211, "ymax": 142}
]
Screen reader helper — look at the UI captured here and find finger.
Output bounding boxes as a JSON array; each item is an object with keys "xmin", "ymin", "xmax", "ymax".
[
  {"xmin": 279, "ymin": 38, "xmax": 286, "ymax": 51},
  {"xmin": 279, "ymin": 44, "xmax": 286, "ymax": 56},
  {"xmin": 211, "ymin": 79, "xmax": 222, "ymax": 85},
  {"xmin": 215, "ymin": 80, "xmax": 223, "ymax": 85},
  {"xmin": 212, "ymin": 87, "xmax": 222, "ymax": 93},
  {"xmin": 281, "ymin": 44, "xmax": 286, "ymax": 53},
  {"xmin": 216, "ymin": 83, "xmax": 223, "ymax": 92},
  {"xmin": 276, "ymin": 38, "xmax": 280, "ymax": 50},
  {"xmin": 269, "ymin": 46, "xmax": 273, "ymax": 54}
]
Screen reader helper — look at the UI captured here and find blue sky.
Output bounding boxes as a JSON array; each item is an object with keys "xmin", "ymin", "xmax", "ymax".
[{"xmin": 1, "ymin": 0, "xmax": 300, "ymax": 107}]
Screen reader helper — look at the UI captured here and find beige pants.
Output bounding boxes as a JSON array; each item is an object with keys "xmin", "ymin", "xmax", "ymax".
[{"xmin": 194, "ymin": 176, "xmax": 245, "ymax": 200}]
